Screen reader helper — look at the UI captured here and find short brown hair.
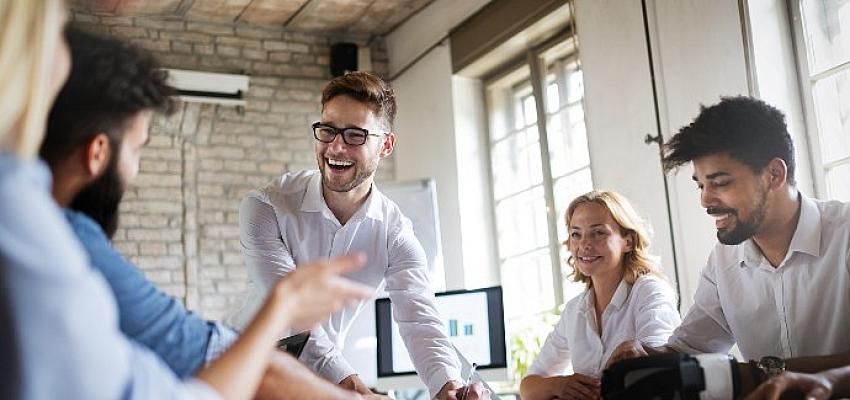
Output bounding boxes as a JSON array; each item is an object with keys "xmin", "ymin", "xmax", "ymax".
[{"xmin": 321, "ymin": 71, "xmax": 396, "ymax": 131}]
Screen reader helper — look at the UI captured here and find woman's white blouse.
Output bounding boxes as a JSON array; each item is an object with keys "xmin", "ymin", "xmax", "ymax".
[{"xmin": 527, "ymin": 274, "xmax": 681, "ymax": 378}]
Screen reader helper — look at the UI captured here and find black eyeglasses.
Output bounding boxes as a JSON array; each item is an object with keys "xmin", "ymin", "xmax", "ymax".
[{"xmin": 312, "ymin": 122, "xmax": 385, "ymax": 146}]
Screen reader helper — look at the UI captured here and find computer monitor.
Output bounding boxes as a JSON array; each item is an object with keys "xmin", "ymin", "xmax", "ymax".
[{"xmin": 374, "ymin": 286, "xmax": 508, "ymax": 391}]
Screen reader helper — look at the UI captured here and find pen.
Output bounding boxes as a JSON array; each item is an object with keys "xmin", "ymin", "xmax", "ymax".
[{"xmin": 461, "ymin": 363, "xmax": 477, "ymax": 400}]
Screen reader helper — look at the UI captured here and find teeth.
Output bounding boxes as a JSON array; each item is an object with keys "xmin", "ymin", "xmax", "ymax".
[
  {"xmin": 327, "ymin": 159, "xmax": 354, "ymax": 167},
  {"xmin": 579, "ymin": 256, "xmax": 600, "ymax": 262},
  {"xmin": 713, "ymin": 214, "xmax": 730, "ymax": 221}
]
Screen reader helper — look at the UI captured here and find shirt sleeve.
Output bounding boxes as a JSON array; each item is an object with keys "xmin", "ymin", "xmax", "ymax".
[
  {"xmin": 240, "ymin": 194, "xmax": 296, "ymax": 294},
  {"xmin": 124, "ymin": 340, "xmax": 222, "ymax": 400},
  {"xmin": 74, "ymin": 221, "xmax": 211, "ymax": 377},
  {"xmin": 667, "ymin": 261, "xmax": 736, "ymax": 354},
  {"xmin": 632, "ymin": 278, "xmax": 682, "ymax": 348},
  {"xmin": 386, "ymin": 220, "xmax": 462, "ymax": 398},
  {"xmin": 526, "ymin": 309, "xmax": 573, "ymax": 377},
  {"xmin": 205, "ymin": 324, "xmax": 239, "ymax": 364},
  {"xmin": 300, "ymin": 325, "xmax": 358, "ymax": 384},
  {"xmin": 239, "ymin": 194, "xmax": 354, "ymax": 382}
]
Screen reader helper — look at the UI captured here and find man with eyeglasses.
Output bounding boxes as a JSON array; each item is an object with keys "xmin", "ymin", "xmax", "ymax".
[{"xmin": 237, "ymin": 71, "xmax": 488, "ymax": 400}]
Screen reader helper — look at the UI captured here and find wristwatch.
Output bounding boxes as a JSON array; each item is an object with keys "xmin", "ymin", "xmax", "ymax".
[{"xmin": 757, "ymin": 356, "xmax": 786, "ymax": 378}]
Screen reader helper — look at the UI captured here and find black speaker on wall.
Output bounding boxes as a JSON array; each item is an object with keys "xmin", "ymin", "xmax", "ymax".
[{"xmin": 330, "ymin": 42, "xmax": 358, "ymax": 77}]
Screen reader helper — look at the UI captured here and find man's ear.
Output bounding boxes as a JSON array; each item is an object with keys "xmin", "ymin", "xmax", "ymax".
[
  {"xmin": 379, "ymin": 132, "xmax": 395, "ymax": 158},
  {"xmin": 764, "ymin": 157, "xmax": 788, "ymax": 190},
  {"xmin": 83, "ymin": 133, "xmax": 112, "ymax": 177}
]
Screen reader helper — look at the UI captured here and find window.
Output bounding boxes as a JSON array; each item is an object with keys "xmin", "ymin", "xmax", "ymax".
[
  {"xmin": 794, "ymin": 0, "xmax": 850, "ymax": 200},
  {"xmin": 484, "ymin": 36, "xmax": 592, "ymax": 327}
]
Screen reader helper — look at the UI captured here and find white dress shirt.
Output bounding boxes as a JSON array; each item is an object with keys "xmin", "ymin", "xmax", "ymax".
[
  {"xmin": 669, "ymin": 194, "xmax": 850, "ymax": 360},
  {"xmin": 238, "ymin": 170, "xmax": 461, "ymax": 397},
  {"xmin": 527, "ymin": 274, "xmax": 680, "ymax": 378}
]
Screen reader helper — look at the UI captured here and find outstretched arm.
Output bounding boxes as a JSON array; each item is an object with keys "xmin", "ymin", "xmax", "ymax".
[{"xmin": 196, "ymin": 254, "xmax": 372, "ymax": 400}]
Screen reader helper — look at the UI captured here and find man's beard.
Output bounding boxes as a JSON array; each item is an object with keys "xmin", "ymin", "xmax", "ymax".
[
  {"xmin": 70, "ymin": 160, "xmax": 126, "ymax": 240},
  {"xmin": 712, "ymin": 186, "xmax": 769, "ymax": 245},
  {"xmin": 318, "ymin": 155, "xmax": 379, "ymax": 193}
]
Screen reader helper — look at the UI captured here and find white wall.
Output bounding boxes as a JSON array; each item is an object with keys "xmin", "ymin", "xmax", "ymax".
[
  {"xmin": 392, "ymin": 42, "xmax": 468, "ymax": 289},
  {"xmin": 386, "ymin": 0, "xmax": 491, "ymax": 77},
  {"xmin": 452, "ymin": 76, "xmax": 500, "ymax": 288}
]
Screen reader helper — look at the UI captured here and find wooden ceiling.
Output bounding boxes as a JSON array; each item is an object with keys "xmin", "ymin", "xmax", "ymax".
[{"xmin": 72, "ymin": 0, "xmax": 434, "ymax": 35}]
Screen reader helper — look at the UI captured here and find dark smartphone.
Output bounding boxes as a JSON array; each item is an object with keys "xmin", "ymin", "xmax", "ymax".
[{"xmin": 276, "ymin": 331, "xmax": 310, "ymax": 358}]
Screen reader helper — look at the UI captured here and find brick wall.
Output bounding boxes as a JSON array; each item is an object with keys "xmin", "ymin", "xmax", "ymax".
[{"xmin": 71, "ymin": 12, "xmax": 395, "ymax": 320}]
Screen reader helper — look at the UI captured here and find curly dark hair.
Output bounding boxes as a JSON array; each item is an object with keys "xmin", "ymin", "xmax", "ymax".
[
  {"xmin": 662, "ymin": 96, "xmax": 796, "ymax": 186},
  {"xmin": 39, "ymin": 26, "xmax": 175, "ymax": 167}
]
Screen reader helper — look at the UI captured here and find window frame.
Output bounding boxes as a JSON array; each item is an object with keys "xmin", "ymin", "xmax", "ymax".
[
  {"xmin": 788, "ymin": 0, "xmax": 850, "ymax": 198},
  {"xmin": 483, "ymin": 30, "xmax": 585, "ymax": 310}
]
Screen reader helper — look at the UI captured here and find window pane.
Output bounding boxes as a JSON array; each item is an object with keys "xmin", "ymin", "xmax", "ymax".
[
  {"xmin": 500, "ymin": 248, "xmax": 555, "ymax": 318},
  {"xmin": 566, "ymin": 68, "xmax": 584, "ymax": 103},
  {"xmin": 552, "ymin": 168, "xmax": 594, "ymax": 243},
  {"xmin": 495, "ymin": 186, "xmax": 549, "ymax": 259},
  {"xmin": 491, "ymin": 127, "xmax": 542, "ymax": 199},
  {"xmin": 801, "ymin": 0, "xmax": 850, "ymax": 75},
  {"xmin": 523, "ymin": 95, "xmax": 538, "ymax": 125},
  {"xmin": 826, "ymin": 162, "xmax": 850, "ymax": 201},
  {"xmin": 811, "ymin": 68, "xmax": 850, "ymax": 163},
  {"xmin": 549, "ymin": 104, "xmax": 590, "ymax": 177},
  {"xmin": 546, "ymin": 82, "xmax": 560, "ymax": 112}
]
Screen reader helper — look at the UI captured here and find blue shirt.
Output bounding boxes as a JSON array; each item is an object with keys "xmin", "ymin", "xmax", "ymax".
[
  {"xmin": 64, "ymin": 209, "xmax": 238, "ymax": 377},
  {"xmin": 0, "ymin": 151, "xmax": 219, "ymax": 399}
]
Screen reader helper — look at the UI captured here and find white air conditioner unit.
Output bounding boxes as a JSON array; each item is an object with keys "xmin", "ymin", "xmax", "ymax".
[{"xmin": 165, "ymin": 68, "xmax": 250, "ymax": 107}]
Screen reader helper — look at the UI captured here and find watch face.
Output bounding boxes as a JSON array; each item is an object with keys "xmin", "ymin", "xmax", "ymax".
[{"xmin": 760, "ymin": 356, "xmax": 785, "ymax": 377}]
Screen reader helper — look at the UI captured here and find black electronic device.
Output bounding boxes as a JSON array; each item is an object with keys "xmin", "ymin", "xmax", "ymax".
[
  {"xmin": 330, "ymin": 42, "xmax": 358, "ymax": 77},
  {"xmin": 276, "ymin": 331, "xmax": 310, "ymax": 358},
  {"xmin": 602, "ymin": 353, "xmax": 741, "ymax": 400}
]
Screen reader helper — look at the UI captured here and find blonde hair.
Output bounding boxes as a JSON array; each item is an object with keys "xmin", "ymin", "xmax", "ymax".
[
  {"xmin": 564, "ymin": 190, "xmax": 663, "ymax": 288},
  {"xmin": 0, "ymin": 0, "xmax": 66, "ymax": 157}
]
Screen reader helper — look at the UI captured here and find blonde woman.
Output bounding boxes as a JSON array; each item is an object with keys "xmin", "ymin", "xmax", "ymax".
[
  {"xmin": 0, "ymin": 1, "xmax": 373, "ymax": 399},
  {"xmin": 520, "ymin": 191, "xmax": 681, "ymax": 400}
]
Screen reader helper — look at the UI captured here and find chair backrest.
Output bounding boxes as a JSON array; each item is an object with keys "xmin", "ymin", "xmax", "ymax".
[{"xmin": 0, "ymin": 265, "xmax": 20, "ymax": 400}]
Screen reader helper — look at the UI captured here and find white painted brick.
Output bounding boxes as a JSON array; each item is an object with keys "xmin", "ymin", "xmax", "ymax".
[
  {"xmin": 113, "ymin": 241, "xmax": 138, "ymax": 256},
  {"xmin": 139, "ymin": 242, "xmax": 168, "ymax": 256},
  {"xmin": 135, "ymin": 256, "xmax": 183, "ymax": 270},
  {"xmin": 127, "ymin": 228, "xmax": 182, "ymax": 242}
]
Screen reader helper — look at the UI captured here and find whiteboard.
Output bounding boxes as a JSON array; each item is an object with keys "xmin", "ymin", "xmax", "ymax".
[
  {"xmin": 341, "ymin": 178, "xmax": 445, "ymax": 386},
  {"xmin": 380, "ymin": 178, "xmax": 444, "ymax": 285}
]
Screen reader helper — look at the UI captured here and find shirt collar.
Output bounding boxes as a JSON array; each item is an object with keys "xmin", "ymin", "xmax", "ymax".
[
  {"xmin": 581, "ymin": 278, "xmax": 630, "ymax": 313},
  {"xmin": 787, "ymin": 193, "xmax": 821, "ymax": 257},
  {"xmin": 300, "ymin": 172, "xmax": 384, "ymax": 222},
  {"xmin": 740, "ymin": 192, "xmax": 821, "ymax": 267},
  {"xmin": 609, "ymin": 278, "xmax": 631, "ymax": 310}
]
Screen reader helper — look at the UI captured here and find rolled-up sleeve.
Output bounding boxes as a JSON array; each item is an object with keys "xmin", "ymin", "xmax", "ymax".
[
  {"xmin": 633, "ymin": 278, "xmax": 681, "ymax": 348},
  {"xmin": 300, "ymin": 325, "xmax": 357, "ymax": 384},
  {"xmin": 667, "ymin": 263, "xmax": 735, "ymax": 354},
  {"xmin": 240, "ymin": 194, "xmax": 295, "ymax": 293},
  {"xmin": 204, "ymin": 324, "xmax": 239, "ymax": 364},
  {"xmin": 386, "ymin": 221, "xmax": 462, "ymax": 398}
]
